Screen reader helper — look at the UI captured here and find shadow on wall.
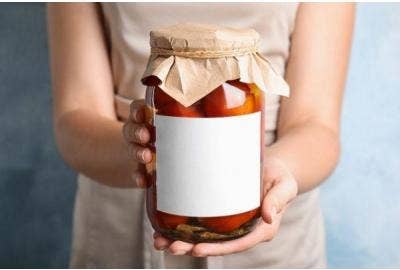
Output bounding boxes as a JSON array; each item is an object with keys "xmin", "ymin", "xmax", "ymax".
[
  {"xmin": 0, "ymin": 3, "xmax": 76, "ymax": 268},
  {"xmin": 320, "ymin": 3, "xmax": 400, "ymax": 268},
  {"xmin": 0, "ymin": 2, "xmax": 400, "ymax": 268}
]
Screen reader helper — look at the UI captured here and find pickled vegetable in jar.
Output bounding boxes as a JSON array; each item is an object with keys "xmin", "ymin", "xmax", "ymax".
[{"xmin": 141, "ymin": 23, "xmax": 289, "ymax": 243}]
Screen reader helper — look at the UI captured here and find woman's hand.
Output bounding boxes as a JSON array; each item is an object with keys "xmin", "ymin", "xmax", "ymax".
[
  {"xmin": 125, "ymin": 100, "xmax": 298, "ymax": 256},
  {"xmin": 153, "ymin": 158, "xmax": 298, "ymax": 257},
  {"xmin": 122, "ymin": 99, "xmax": 153, "ymax": 188}
]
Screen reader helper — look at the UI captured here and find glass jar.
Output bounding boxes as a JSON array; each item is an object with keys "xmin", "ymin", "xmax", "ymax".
[{"xmin": 143, "ymin": 77, "xmax": 265, "ymax": 243}]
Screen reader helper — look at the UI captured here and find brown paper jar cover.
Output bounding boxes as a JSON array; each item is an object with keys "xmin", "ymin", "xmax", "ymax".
[{"xmin": 142, "ymin": 23, "xmax": 290, "ymax": 107}]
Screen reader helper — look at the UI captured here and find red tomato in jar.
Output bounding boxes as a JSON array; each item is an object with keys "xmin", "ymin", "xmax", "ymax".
[
  {"xmin": 198, "ymin": 209, "xmax": 258, "ymax": 233},
  {"xmin": 154, "ymin": 86, "xmax": 203, "ymax": 117},
  {"xmin": 148, "ymin": 189, "xmax": 189, "ymax": 230},
  {"xmin": 157, "ymin": 211, "xmax": 189, "ymax": 230},
  {"xmin": 154, "ymin": 87, "xmax": 175, "ymax": 108},
  {"xmin": 158, "ymin": 101, "xmax": 204, "ymax": 117},
  {"xmin": 154, "ymin": 87, "xmax": 204, "ymax": 118},
  {"xmin": 226, "ymin": 79, "xmax": 251, "ymax": 92},
  {"xmin": 203, "ymin": 84, "xmax": 255, "ymax": 117}
]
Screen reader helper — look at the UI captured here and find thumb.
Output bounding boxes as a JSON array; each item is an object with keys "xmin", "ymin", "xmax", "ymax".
[{"xmin": 261, "ymin": 175, "xmax": 298, "ymax": 224}]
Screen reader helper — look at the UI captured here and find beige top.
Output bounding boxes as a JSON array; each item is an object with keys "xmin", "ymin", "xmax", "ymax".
[{"xmin": 70, "ymin": 3, "xmax": 326, "ymax": 268}]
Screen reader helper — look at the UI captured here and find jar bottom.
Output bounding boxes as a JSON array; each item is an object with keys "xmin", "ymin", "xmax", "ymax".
[{"xmin": 157, "ymin": 217, "xmax": 259, "ymax": 243}]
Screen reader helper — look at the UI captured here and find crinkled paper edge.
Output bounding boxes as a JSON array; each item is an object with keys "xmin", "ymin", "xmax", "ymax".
[{"xmin": 142, "ymin": 53, "xmax": 290, "ymax": 107}]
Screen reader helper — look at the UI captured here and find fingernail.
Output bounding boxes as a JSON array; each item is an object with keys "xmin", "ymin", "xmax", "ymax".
[
  {"xmin": 134, "ymin": 127, "xmax": 145, "ymax": 141},
  {"xmin": 170, "ymin": 249, "xmax": 186, "ymax": 256},
  {"xmin": 133, "ymin": 108, "xmax": 144, "ymax": 122},
  {"xmin": 154, "ymin": 242, "xmax": 167, "ymax": 251},
  {"xmin": 158, "ymin": 245, "xmax": 168, "ymax": 251},
  {"xmin": 136, "ymin": 149, "xmax": 148, "ymax": 162},
  {"xmin": 192, "ymin": 251, "xmax": 205, "ymax": 257}
]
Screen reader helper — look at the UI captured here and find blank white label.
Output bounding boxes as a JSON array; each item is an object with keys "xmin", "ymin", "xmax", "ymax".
[{"xmin": 155, "ymin": 112, "xmax": 261, "ymax": 217}]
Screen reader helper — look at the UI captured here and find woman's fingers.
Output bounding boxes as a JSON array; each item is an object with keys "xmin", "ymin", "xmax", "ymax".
[
  {"xmin": 124, "ymin": 99, "xmax": 152, "ymax": 189},
  {"xmin": 154, "ymin": 235, "xmax": 173, "ymax": 251},
  {"xmin": 153, "ymin": 232, "xmax": 195, "ymax": 255},
  {"xmin": 132, "ymin": 171, "xmax": 146, "ymax": 188},
  {"xmin": 123, "ymin": 121, "xmax": 150, "ymax": 144},
  {"xmin": 151, "ymin": 219, "xmax": 283, "ymax": 257},
  {"xmin": 128, "ymin": 143, "xmax": 152, "ymax": 164},
  {"xmin": 130, "ymin": 99, "xmax": 146, "ymax": 123},
  {"xmin": 168, "ymin": 241, "xmax": 194, "ymax": 255},
  {"xmin": 191, "ymin": 219, "xmax": 278, "ymax": 257}
]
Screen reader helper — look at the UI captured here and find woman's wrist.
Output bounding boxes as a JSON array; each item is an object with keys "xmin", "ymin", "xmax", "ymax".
[{"xmin": 264, "ymin": 120, "xmax": 340, "ymax": 193}]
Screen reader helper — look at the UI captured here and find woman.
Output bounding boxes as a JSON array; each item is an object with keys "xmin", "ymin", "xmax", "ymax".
[{"xmin": 48, "ymin": 3, "xmax": 354, "ymax": 268}]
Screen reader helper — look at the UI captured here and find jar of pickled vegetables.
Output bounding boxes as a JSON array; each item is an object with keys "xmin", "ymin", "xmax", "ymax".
[{"xmin": 141, "ymin": 23, "xmax": 289, "ymax": 243}]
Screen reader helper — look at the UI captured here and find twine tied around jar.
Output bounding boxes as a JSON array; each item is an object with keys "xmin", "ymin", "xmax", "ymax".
[{"xmin": 150, "ymin": 46, "xmax": 259, "ymax": 59}]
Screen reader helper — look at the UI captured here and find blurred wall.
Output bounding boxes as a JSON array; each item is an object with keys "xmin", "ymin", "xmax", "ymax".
[
  {"xmin": 0, "ymin": 3, "xmax": 399, "ymax": 268},
  {"xmin": 320, "ymin": 3, "xmax": 400, "ymax": 268},
  {"xmin": 0, "ymin": 3, "xmax": 76, "ymax": 268}
]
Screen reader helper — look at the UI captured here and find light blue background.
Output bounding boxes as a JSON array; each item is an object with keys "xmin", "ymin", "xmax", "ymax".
[
  {"xmin": 320, "ymin": 3, "xmax": 400, "ymax": 268},
  {"xmin": 0, "ymin": 3, "xmax": 399, "ymax": 268}
]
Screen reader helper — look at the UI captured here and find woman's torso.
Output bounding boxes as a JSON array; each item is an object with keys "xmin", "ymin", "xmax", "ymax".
[{"xmin": 70, "ymin": 3, "xmax": 326, "ymax": 268}]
